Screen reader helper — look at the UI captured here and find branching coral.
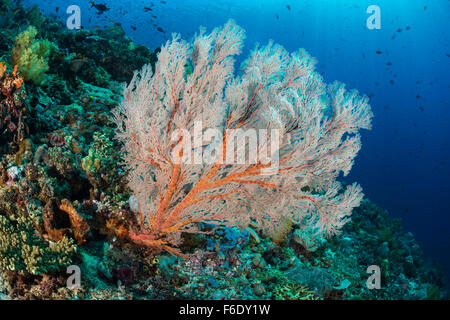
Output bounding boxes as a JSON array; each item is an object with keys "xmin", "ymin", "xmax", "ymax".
[
  {"xmin": 112, "ymin": 20, "xmax": 373, "ymax": 256},
  {"xmin": 0, "ymin": 215, "xmax": 75, "ymax": 275},
  {"xmin": 0, "ymin": 161, "xmax": 78, "ymax": 276},
  {"xmin": 11, "ymin": 26, "xmax": 55, "ymax": 85}
]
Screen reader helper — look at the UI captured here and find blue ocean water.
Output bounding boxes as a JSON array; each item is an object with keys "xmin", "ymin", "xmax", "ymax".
[{"xmin": 21, "ymin": 0, "xmax": 450, "ymax": 284}]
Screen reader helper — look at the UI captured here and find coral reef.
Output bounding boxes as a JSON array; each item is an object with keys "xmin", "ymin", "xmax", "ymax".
[
  {"xmin": 0, "ymin": 62, "xmax": 26, "ymax": 145},
  {"xmin": 0, "ymin": 214, "xmax": 75, "ymax": 275},
  {"xmin": 0, "ymin": 1, "xmax": 446, "ymax": 300}
]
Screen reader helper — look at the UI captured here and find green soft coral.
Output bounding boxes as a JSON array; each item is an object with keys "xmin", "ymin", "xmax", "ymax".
[{"xmin": 11, "ymin": 26, "xmax": 56, "ymax": 85}]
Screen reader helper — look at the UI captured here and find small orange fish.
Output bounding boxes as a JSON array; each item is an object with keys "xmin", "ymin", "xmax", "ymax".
[{"xmin": 93, "ymin": 25, "xmax": 101, "ymax": 29}]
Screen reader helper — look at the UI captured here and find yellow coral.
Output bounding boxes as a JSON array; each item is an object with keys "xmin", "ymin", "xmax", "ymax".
[
  {"xmin": 0, "ymin": 215, "xmax": 76, "ymax": 275},
  {"xmin": 274, "ymin": 282, "xmax": 319, "ymax": 300},
  {"xmin": 10, "ymin": 26, "xmax": 55, "ymax": 85}
]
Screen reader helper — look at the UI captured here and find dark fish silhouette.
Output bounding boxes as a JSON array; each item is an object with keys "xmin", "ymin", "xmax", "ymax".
[
  {"xmin": 286, "ymin": 5, "xmax": 291, "ymax": 11},
  {"xmin": 144, "ymin": 7, "xmax": 152, "ymax": 12},
  {"xmin": 386, "ymin": 62, "xmax": 392, "ymax": 66},
  {"xmin": 89, "ymin": 1, "xmax": 110, "ymax": 14},
  {"xmin": 376, "ymin": 50, "xmax": 382, "ymax": 54},
  {"xmin": 157, "ymin": 27, "xmax": 165, "ymax": 33}
]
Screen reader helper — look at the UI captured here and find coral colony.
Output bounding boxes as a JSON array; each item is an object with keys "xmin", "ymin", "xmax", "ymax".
[
  {"xmin": 112, "ymin": 20, "xmax": 372, "ymax": 257},
  {"xmin": 0, "ymin": 2, "xmax": 446, "ymax": 300}
]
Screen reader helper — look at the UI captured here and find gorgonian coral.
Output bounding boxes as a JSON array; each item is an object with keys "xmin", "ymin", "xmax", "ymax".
[{"xmin": 112, "ymin": 20, "xmax": 373, "ymax": 256}]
